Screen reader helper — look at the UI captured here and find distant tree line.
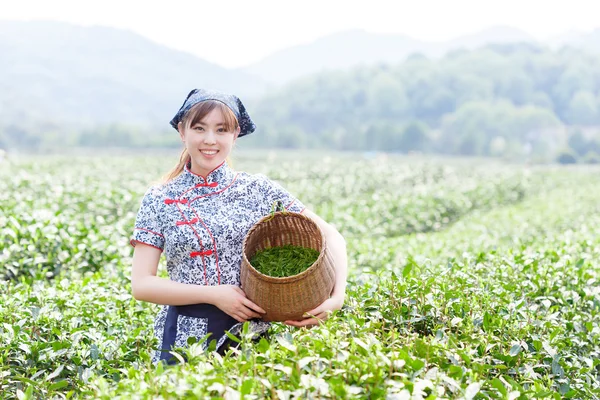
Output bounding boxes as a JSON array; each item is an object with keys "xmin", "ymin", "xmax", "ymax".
[
  {"xmin": 242, "ymin": 43, "xmax": 600, "ymax": 163},
  {"xmin": 0, "ymin": 122, "xmax": 175, "ymax": 151},
  {"xmin": 2, "ymin": 43, "xmax": 600, "ymax": 163}
]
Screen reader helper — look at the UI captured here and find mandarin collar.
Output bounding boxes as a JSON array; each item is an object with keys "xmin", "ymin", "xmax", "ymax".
[{"xmin": 181, "ymin": 160, "xmax": 236, "ymax": 191}]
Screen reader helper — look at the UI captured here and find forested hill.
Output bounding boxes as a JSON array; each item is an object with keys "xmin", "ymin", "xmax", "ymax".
[
  {"xmin": 2, "ymin": 21, "xmax": 600, "ymax": 162},
  {"xmin": 243, "ymin": 44, "xmax": 600, "ymax": 161}
]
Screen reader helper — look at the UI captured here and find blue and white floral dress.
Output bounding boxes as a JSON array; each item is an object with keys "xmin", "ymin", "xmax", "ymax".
[{"xmin": 130, "ymin": 161, "xmax": 305, "ymax": 363}]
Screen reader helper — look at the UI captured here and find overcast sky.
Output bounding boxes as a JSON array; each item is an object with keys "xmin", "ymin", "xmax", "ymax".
[{"xmin": 3, "ymin": 0, "xmax": 599, "ymax": 69}]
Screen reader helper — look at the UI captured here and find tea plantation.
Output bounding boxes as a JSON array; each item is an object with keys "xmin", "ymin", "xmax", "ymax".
[{"xmin": 1, "ymin": 152, "xmax": 599, "ymax": 399}]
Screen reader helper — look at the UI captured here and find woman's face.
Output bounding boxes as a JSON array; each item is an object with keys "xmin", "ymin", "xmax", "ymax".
[{"xmin": 179, "ymin": 108, "xmax": 240, "ymax": 178}]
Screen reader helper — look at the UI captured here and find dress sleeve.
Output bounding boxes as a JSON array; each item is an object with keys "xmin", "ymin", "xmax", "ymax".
[
  {"xmin": 130, "ymin": 187, "xmax": 165, "ymax": 251},
  {"xmin": 257, "ymin": 174, "xmax": 306, "ymax": 214}
]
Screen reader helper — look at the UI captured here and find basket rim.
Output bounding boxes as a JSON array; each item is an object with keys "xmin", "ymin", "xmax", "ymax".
[{"xmin": 241, "ymin": 211, "xmax": 328, "ymax": 284}]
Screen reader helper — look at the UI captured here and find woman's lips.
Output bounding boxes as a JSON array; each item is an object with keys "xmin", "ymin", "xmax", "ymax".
[{"xmin": 200, "ymin": 149, "xmax": 218, "ymax": 157}]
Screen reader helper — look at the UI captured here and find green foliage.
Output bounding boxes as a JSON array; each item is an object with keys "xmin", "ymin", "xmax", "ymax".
[
  {"xmin": 568, "ymin": 130, "xmax": 590, "ymax": 156},
  {"xmin": 581, "ymin": 151, "xmax": 600, "ymax": 164},
  {"xmin": 567, "ymin": 129, "xmax": 600, "ymax": 158},
  {"xmin": 400, "ymin": 121, "xmax": 430, "ymax": 152},
  {"xmin": 246, "ymin": 45, "xmax": 600, "ymax": 157},
  {"xmin": 556, "ymin": 148, "xmax": 579, "ymax": 164},
  {"xmin": 567, "ymin": 91, "xmax": 600, "ymax": 125},
  {"xmin": 1, "ymin": 151, "xmax": 600, "ymax": 398},
  {"xmin": 250, "ymin": 245, "xmax": 319, "ymax": 277}
]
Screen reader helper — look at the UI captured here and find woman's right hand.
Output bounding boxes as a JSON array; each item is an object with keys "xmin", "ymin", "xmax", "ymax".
[{"xmin": 209, "ymin": 285, "xmax": 266, "ymax": 322}]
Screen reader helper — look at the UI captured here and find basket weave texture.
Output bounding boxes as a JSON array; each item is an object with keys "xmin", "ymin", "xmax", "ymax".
[{"xmin": 241, "ymin": 211, "xmax": 336, "ymax": 322}]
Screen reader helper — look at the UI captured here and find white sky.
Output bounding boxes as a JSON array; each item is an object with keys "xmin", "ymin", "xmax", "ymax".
[{"xmin": 3, "ymin": 0, "xmax": 599, "ymax": 69}]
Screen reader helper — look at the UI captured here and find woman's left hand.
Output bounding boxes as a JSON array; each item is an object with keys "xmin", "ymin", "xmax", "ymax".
[{"xmin": 283, "ymin": 296, "xmax": 344, "ymax": 328}]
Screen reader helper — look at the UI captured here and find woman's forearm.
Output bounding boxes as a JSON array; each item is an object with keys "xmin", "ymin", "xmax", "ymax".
[
  {"xmin": 326, "ymin": 228, "xmax": 348, "ymax": 303},
  {"xmin": 302, "ymin": 209, "xmax": 348, "ymax": 305},
  {"xmin": 132, "ymin": 275, "xmax": 218, "ymax": 306}
]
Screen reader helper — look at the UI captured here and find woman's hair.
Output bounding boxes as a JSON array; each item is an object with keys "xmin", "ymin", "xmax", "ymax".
[{"xmin": 163, "ymin": 100, "xmax": 239, "ymax": 182}]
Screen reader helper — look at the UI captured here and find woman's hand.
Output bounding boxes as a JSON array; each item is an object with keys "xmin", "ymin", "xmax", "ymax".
[
  {"xmin": 283, "ymin": 295, "xmax": 344, "ymax": 328},
  {"xmin": 209, "ymin": 285, "xmax": 266, "ymax": 323}
]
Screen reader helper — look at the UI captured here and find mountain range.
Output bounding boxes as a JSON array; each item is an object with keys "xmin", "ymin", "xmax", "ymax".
[
  {"xmin": 240, "ymin": 26, "xmax": 540, "ymax": 84},
  {"xmin": 0, "ymin": 20, "xmax": 269, "ymax": 127},
  {"xmin": 1, "ymin": 20, "xmax": 599, "ymax": 128}
]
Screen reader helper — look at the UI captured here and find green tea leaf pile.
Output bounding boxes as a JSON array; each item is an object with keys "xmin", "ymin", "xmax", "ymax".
[{"xmin": 250, "ymin": 244, "xmax": 320, "ymax": 277}]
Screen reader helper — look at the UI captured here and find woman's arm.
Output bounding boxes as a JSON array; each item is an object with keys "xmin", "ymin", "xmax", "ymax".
[
  {"xmin": 131, "ymin": 244, "xmax": 265, "ymax": 322},
  {"xmin": 284, "ymin": 208, "xmax": 348, "ymax": 327}
]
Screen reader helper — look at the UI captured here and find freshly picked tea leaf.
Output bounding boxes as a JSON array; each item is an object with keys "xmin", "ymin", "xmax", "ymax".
[{"xmin": 250, "ymin": 244, "xmax": 319, "ymax": 277}]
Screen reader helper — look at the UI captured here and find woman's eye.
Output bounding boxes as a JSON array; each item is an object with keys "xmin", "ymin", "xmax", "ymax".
[
  {"xmin": 194, "ymin": 126, "xmax": 204, "ymax": 131},
  {"xmin": 217, "ymin": 128, "xmax": 225, "ymax": 133}
]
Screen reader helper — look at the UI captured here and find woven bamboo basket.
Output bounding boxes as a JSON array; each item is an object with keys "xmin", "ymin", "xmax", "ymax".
[{"xmin": 241, "ymin": 211, "xmax": 336, "ymax": 322}]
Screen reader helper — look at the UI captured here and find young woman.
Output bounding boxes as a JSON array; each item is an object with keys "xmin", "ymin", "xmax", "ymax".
[{"xmin": 130, "ymin": 89, "xmax": 347, "ymax": 364}]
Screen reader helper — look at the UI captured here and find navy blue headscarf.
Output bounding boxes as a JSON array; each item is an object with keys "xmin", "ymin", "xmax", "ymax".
[{"xmin": 169, "ymin": 89, "xmax": 256, "ymax": 137}]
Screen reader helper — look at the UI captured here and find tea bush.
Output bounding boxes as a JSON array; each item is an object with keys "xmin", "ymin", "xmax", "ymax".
[{"xmin": 1, "ymin": 152, "xmax": 599, "ymax": 399}]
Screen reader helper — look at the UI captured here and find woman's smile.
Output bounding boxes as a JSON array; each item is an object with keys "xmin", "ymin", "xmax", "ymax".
[{"xmin": 200, "ymin": 149, "xmax": 219, "ymax": 157}]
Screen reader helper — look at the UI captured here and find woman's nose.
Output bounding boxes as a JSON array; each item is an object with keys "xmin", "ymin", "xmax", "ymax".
[{"xmin": 203, "ymin": 130, "xmax": 217, "ymax": 144}]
